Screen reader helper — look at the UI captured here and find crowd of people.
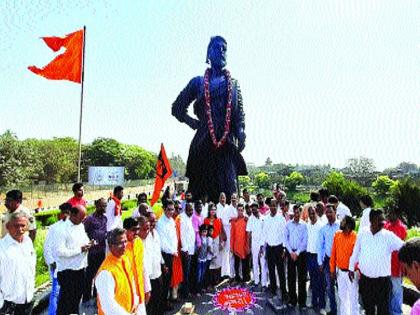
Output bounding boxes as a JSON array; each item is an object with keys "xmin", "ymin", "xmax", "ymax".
[{"xmin": 0, "ymin": 184, "xmax": 419, "ymax": 315}]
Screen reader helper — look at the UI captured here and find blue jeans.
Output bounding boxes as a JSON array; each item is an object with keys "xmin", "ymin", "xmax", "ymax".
[
  {"xmin": 197, "ymin": 260, "xmax": 208, "ymax": 290},
  {"xmin": 48, "ymin": 269, "xmax": 60, "ymax": 315},
  {"xmin": 307, "ymin": 253, "xmax": 326, "ymax": 308},
  {"xmin": 390, "ymin": 277, "xmax": 403, "ymax": 315},
  {"xmin": 323, "ymin": 257, "xmax": 337, "ymax": 314}
]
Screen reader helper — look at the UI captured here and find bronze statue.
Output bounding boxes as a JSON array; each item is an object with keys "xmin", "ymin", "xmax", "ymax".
[{"xmin": 172, "ymin": 36, "xmax": 247, "ymax": 203}]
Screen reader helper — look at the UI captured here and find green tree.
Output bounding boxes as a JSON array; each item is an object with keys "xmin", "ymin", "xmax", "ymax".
[
  {"xmin": 322, "ymin": 171, "xmax": 368, "ymax": 216},
  {"xmin": 284, "ymin": 171, "xmax": 304, "ymax": 191},
  {"xmin": 372, "ymin": 175, "xmax": 396, "ymax": 197},
  {"xmin": 0, "ymin": 130, "xmax": 40, "ymax": 187},
  {"xmin": 388, "ymin": 178, "xmax": 420, "ymax": 227},
  {"xmin": 265, "ymin": 157, "xmax": 273, "ymax": 166},
  {"xmin": 238, "ymin": 175, "xmax": 251, "ymax": 189},
  {"xmin": 254, "ymin": 172, "xmax": 270, "ymax": 189},
  {"xmin": 25, "ymin": 137, "xmax": 79, "ymax": 183},
  {"xmin": 84, "ymin": 138, "xmax": 124, "ymax": 167},
  {"xmin": 343, "ymin": 156, "xmax": 376, "ymax": 186},
  {"xmin": 120, "ymin": 145, "xmax": 156, "ymax": 180},
  {"xmin": 169, "ymin": 154, "xmax": 186, "ymax": 177}
]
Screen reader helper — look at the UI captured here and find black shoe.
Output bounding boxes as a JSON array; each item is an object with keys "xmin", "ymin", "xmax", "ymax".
[{"xmin": 326, "ymin": 311, "xmax": 337, "ymax": 315}]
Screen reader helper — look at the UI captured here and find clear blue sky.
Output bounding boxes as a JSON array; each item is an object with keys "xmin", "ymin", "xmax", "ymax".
[{"xmin": 0, "ymin": 1, "xmax": 419, "ymax": 170}]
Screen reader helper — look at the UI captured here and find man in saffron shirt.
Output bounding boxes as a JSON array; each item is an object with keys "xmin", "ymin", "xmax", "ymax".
[
  {"xmin": 67, "ymin": 183, "xmax": 87, "ymax": 207},
  {"xmin": 230, "ymin": 203, "xmax": 250, "ymax": 283},
  {"xmin": 384, "ymin": 207, "xmax": 407, "ymax": 315},
  {"xmin": 96, "ymin": 228, "xmax": 141, "ymax": 315},
  {"xmin": 330, "ymin": 215, "xmax": 359, "ymax": 315},
  {"xmin": 123, "ymin": 218, "xmax": 151, "ymax": 315}
]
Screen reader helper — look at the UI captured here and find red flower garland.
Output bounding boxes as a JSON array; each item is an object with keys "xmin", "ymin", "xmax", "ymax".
[{"xmin": 204, "ymin": 68, "xmax": 233, "ymax": 149}]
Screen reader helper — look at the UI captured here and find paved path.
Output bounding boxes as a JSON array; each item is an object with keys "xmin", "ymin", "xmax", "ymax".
[{"xmin": 37, "ymin": 279, "xmax": 414, "ymax": 314}]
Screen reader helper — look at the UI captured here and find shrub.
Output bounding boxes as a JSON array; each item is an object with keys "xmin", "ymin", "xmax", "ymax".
[
  {"xmin": 388, "ymin": 178, "xmax": 420, "ymax": 227},
  {"xmin": 254, "ymin": 172, "xmax": 271, "ymax": 189},
  {"xmin": 34, "ymin": 228, "xmax": 49, "ymax": 287},
  {"xmin": 322, "ymin": 171, "xmax": 368, "ymax": 217},
  {"xmin": 284, "ymin": 171, "xmax": 304, "ymax": 192},
  {"xmin": 372, "ymin": 175, "xmax": 396, "ymax": 197}
]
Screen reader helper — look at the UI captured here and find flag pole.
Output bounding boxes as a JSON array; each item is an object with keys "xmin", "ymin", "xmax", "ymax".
[{"xmin": 77, "ymin": 25, "xmax": 86, "ymax": 182}]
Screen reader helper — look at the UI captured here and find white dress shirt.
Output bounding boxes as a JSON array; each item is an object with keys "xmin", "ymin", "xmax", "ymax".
[
  {"xmin": 349, "ymin": 229, "xmax": 404, "ymax": 278},
  {"xmin": 106, "ymin": 199, "xmax": 123, "ymax": 232},
  {"xmin": 156, "ymin": 215, "xmax": 177, "ymax": 255},
  {"xmin": 143, "ymin": 231, "xmax": 163, "ymax": 280},
  {"xmin": 336, "ymin": 202, "xmax": 352, "ymax": 221},
  {"xmin": 218, "ymin": 204, "xmax": 238, "ymax": 226},
  {"xmin": 359, "ymin": 207, "xmax": 371, "ymax": 232},
  {"xmin": 306, "ymin": 219, "xmax": 325, "ymax": 254},
  {"xmin": 263, "ymin": 213, "xmax": 286, "ymax": 246},
  {"xmin": 180, "ymin": 213, "xmax": 196, "ymax": 255},
  {"xmin": 246, "ymin": 215, "xmax": 265, "ymax": 249},
  {"xmin": 96, "ymin": 270, "xmax": 143, "ymax": 315},
  {"xmin": 44, "ymin": 220, "xmax": 65, "ymax": 266},
  {"xmin": 0, "ymin": 234, "xmax": 36, "ymax": 305},
  {"xmin": 55, "ymin": 219, "xmax": 90, "ymax": 272}
]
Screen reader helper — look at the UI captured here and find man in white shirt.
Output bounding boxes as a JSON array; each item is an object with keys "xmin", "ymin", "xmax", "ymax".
[
  {"xmin": 246, "ymin": 202, "xmax": 268, "ymax": 289},
  {"xmin": 43, "ymin": 202, "xmax": 71, "ymax": 315},
  {"xmin": 105, "ymin": 186, "xmax": 124, "ymax": 232},
  {"xmin": 328, "ymin": 195, "xmax": 351, "ymax": 222},
  {"xmin": 55, "ymin": 205, "xmax": 93, "ymax": 315},
  {"xmin": 0, "ymin": 211, "xmax": 36, "ymax": 315},
  {"xmin": 349, "ymin": 209, "xmax": 404, "ymax": 315},
  {"xmin": 1, "ymin": 189, "xmax": 37, "ymax": 241},
  {"xmin": 306, "ymin": 206, "xmax": 326, "ymax": 311},
  {"xmin": 141, "ymin": 213, "xmax": 165, "ymax": 315},
  {"xmin": 217, "ymin": 192, "xmax": 237, "ymax": 279},
  {"xmin": 156, "ymin": 200, "xmax": 177, "ymax": 311},
  {"xmin": 180, "ymin": 202, "xmax": 196, "ymax": 298},
  {"xmin": 359, "ymin": 194, "xmax": 373, "ymax": 232},
  {"xmin": 263, "ymin": 198, "xmax": 288, "ymax": 302},
  {"xmin": 96, "ymin": 228, "xmax": 144, "ymax": 315},
  {"xmin": 240, "ymin": 188, "xmax": 254, "ymax": 207},
  {"xmin": 315, "ymin": 202, "xmax": 328, "ymax": 225}
]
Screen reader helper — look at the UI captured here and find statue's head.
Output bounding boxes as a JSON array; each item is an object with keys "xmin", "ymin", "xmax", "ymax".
[{"xmin": 206, "ymin": 36, "xmax": 227, "ymax": 69}]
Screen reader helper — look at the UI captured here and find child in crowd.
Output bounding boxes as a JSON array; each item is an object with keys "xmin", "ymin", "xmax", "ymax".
[
  {"xmin": 197, "ymin": 224, "xmax": 209, "ymax": 294},
  {"xmin": 206, "ymin": 225, "xmax": 215, "ymax": 290}
]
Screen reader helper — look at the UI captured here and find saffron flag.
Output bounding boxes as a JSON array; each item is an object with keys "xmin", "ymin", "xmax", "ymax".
[
  {"xmin": 28, "ymin": 29, "xmax": 83, "ymax": 83},
  {"xmin": 150, "ymin": 144, "xmax": 173, "ymax": 206}
]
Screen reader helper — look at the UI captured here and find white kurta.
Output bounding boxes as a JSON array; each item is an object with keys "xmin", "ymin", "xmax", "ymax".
[
  {"xmin": 246, "ymin": 215, "xmax": 267, "ymax": 286},
  {"xmin": 217, "ymin": 203, "xmax": 237, "ymax": 277}
]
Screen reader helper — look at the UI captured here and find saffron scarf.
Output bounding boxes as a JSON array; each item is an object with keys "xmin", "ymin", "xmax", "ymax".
[{"xmin": 112, "ymin": 196, "xmax": 122, "ymax": 216}]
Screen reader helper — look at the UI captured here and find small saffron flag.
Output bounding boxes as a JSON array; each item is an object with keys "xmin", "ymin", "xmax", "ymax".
[
  {"xmin": 150, "ymin": 144, "xmax": 173, "ymax": 206},
  {"xmin": 28, "ymin": 29, "xmax": 83, "ymax": 83}
]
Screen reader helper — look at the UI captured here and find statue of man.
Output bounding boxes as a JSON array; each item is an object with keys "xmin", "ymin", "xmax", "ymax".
[{"xmin": 172, "ymin": 36, "xmax": 247, "ymax": 203}]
